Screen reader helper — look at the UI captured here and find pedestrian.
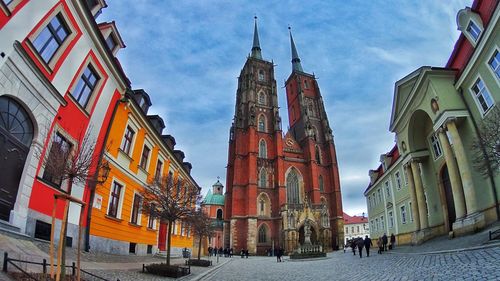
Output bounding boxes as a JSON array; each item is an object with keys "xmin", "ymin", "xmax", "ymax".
[
  {"xmin": 279, "ymin": 247, "xmax": 284, "ymax": 262},
  {"xmin": 350, "ymin": 240, "xmax": 356, "ymax": 255},
  {"xmin": 377, "ymin": 236, "xmax": 383, "ymax": 254},
  {"xmin": 363, "ymin": 235, "xmax": 372, "ymax": 257},
  {"xmin": 356, "ymin": 237, "xmax": 364, "ymax": 258},
  {"xmin": 240, "ymin": 248, "xmax": 244, "ymax": 258},
  {"xmin": 275, "ymin": 247, "xmax": 280, "ymax": 262},
  {"xmin": 245, "ymin": 249, "xmax": 249, "ymax": 258},
  {"xmin": 230, "ymin": 247, "xmax": 233, "ymax": 257},
  {"xmin": 382, "ymin": 233, "xmax": 388, "ymax": 251},
  {"xmin": 390, "ymin": 233, "xmax": 396, "ymax": 250}
]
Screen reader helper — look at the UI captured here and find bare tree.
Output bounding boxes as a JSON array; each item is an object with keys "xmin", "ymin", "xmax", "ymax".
[
  {"xmin": 186, "ymin": 208, "xmax": 215, "ymax": 260},
  {"xmin": 141, "ymin": 174, "xmax": 200, "ymax": 266},
  {"xmin": 471, "ymin": 106, "xmax": 500, "ymax": 177},
  {"xmin": 36, "ymin": 126, "xmax": 110, "ymax": 280}
]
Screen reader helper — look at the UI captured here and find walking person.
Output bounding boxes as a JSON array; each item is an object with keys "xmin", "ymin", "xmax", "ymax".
[
  {"xmin": 350, "ymin": 240, "xmax": 356, "ymax": 255},
  {"xmin": 390, "ymin": 233, "xmax": 396, "ymax": 250},
  {"xmin": 382, "ymin": 233, "xmax": 388, "ymax": 251},
  {"xmin": 377, "ymin": 236, "xmax": 383, "ymax": 254},
  {"xmin": 363, "ymin": 235, "xmax": 372, "ymax": 257},
  {"xmin": 356, "ymin": 237, "xmax": 364, "ymax": 258}
]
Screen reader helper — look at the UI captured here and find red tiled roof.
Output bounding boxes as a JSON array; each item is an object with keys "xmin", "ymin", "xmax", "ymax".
[{"xmin": 343, "ymin": 212, "xmax": 368, "ymax": 225}]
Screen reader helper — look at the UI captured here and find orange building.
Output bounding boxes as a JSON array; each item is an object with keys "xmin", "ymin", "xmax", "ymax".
[{"xmin": 89, "ymin": 89, "xmax": 198, "ymax": 255}]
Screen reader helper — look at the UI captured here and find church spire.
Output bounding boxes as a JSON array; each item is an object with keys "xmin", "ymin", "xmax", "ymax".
[
  {"xmin": 289, "ymin": 27, "xmax": 303, "ymax": 72},
  {"xmin": 251, "ymin": 16, "xmax": 262, "ymax": 59}
]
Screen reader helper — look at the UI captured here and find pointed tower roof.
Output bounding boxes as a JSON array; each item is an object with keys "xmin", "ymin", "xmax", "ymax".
[
  {"xmin": 289, "ymin": 27, "xmax": 303, "ymax": 72},
  {"xmin": 251, "ymin": 16, "xmax": 262, "ymax": 59}
]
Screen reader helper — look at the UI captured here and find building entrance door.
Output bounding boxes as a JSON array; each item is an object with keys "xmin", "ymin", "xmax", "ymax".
[
  {"xmin": 0, "ymin": 97, "xmax": 33, "ymax": 222},
  {"xmin": 441, "ymin": 165, "xmax": 456, "ymax": 229},
  {"xmin": 158, "ymin": 222, "xmax": 167, "ymax": 251}
]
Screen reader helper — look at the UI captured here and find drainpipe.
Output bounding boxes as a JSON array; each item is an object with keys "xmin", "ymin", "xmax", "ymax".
[{"xmin": 458, "ymin": 87, "xmax": 499, "ymax": 221}]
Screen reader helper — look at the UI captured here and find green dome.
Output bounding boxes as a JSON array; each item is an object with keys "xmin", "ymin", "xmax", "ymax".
[{"xmin": 202, "ymin": 190, "xmax": 225, "ymax": 206}]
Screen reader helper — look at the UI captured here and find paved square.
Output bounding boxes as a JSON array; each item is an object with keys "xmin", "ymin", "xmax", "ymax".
[{"xmin": 203, "ymin": 247, "xmax": 500, "ymax": 281}]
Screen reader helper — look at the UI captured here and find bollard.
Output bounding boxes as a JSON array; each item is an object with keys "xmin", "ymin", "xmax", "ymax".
[
  {"xmin": 142, "ymin": 264, "xmax": 145, "ymax": 273},
  {"xmin": 2, "ymin": 252, "xmax": 7, "ymax": 272},
  {"xmin": 72, "ymin": 262, "xmax": 76, "ymax": 276},
  {"xmin": 42, "ymin": 259, "xmax": 47, "ymax": 274}
]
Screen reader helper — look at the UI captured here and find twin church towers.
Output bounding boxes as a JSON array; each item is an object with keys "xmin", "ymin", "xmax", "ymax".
[{"xmin": 223, "ymin": 18, "xmax": 344, "ymax": 254}]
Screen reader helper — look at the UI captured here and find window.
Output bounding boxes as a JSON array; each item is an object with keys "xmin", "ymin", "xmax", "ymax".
[
  {"xmin": 130, "ymin": 193, "xmax": 142, "ymax": 225},
  {"xmin": 216, "ymin": 209, "xmax": 223, "ymax": 220},
  {"xmin": 258, "ymin": 115, "xmax": 266, "ymax": 132},
  {"xmin": 345, "ymin": 227, "xmax": 348, "ymax": 234},
  {"xmin": 489, "ymin": 50, "xmax": 500, "ymax": 79},
  {"xmin": 32, "ymin": 14, "xmax": 70, "ymax": 63},
  {"xmin": 259, "ymin": 139, "xmax": 267, "ymax": 158},
  {"xmin": 148, "ymin": 204, "xmax": 155, "ymax": 229},
  {"xmin": 286, "ymin": 169, "xmax": 300, "ymax": 204},
  {"xmin": 105, "ymin": 35, "xmax": 117, "ymax": 51},
  {"xmin": 155, "ymin": 160, "xmax": 163, "ymax": 180},
  {"xmin": 385, "ymin": 181, "xmax": 390, "ymax": 197},
  {"xmin": 304, "ymin": 80, "xmax": 309, "ymax": 89},
  {"xmin": 380, "ymin": 216, "xmax": 384, "ymax": 230},
  {"xmin": 374, "ymin": 218, "xmax": 378, "ymax": 232},
  {"xmin": 368, "ymin": 196, "xmax": 371, "ymax": 208},
  {"xmin": 167, "ymin": 171, "xmax": 174, "ymax": 187},
  {"xmin": 395, "ymin": 171, "xmax": 402, "ymax": 190},
  {"xmin": 176, "ymin": 178, "xmax": 182, "ymax": 195},
  {"xmin": 400, "ymin": 205, "xmax": 407, "ymax": 224},
  {"xmin": 403, "ymin": 169, "xmax": 408, "ymax": 186},
  {"xmin": 315, "ymin": 146, "xmax": 321, "ymax": 164},
  {"xmin": 357, "ymin": 226, "xmax": 360, "ymax": 233},
  {"xmin": 351, "ymin": 227, "xmax": 354, "ymax": 233},
  {"xmin": 258, "ymin": 69, "xmax": 265, "ymax": 81},
  {"xmin": 108, "ymin": 181, "xmax": 122, "ymax": 218},
  {"xmin": 377, "ymin": 189, "xmax": 382, "ymax": 204},
  {"xmin": 71, "ymin": 65, "xmax": 99, "ymax": 108},
  {"xmin": 471, "ymin": 78, "xmax": 494, "ymax": 114},
  {"xmin": 408, "ymin": 202, "xmax": 413, "ymax": 222},
  {"xmin": 258, "ymin": 92, "xmax": 266, "ymax": 105},
  {"xmin": 259, "ymin": 199, "xmax": 265, "ymax": 214},
  {"xmin": 388, "ymin": 211, "xmax": 394, "ymax": 228},
  {"xmin": 319, "ymin": 175, "xmax": 324, "ymax": 192},
  {"xmin": 259, "ymin": 168, "xmax": 267, "ymax": 188},
  {"xmin": 424, "ymin": 192, "xmax": 429, "ymax": 217},
  {"xmin": 140, "ymin": 145, "xmax": 150, "ymax": 170},
  {"xmin": 466, "ymin": 20, "xmax": 481, "ymax": 41},
  {"xmin": 42, "ymin": 133, "xmax": 72, "ymax": 187},
  {"xmin": 121, "ymin": 126, "xmax": 134, "ymax": 155},
  {"xmin": 258, "ymin": 225, "xmax": 267, "ymax": 243},
  {"xmin": 430, "ymin": 133, "xmax": 442, "ymax": 159}
]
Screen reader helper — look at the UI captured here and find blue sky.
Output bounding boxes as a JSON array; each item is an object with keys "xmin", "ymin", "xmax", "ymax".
[{"xmin": 100, "ymin": 0, "xmax": 471, "ymax": 216}]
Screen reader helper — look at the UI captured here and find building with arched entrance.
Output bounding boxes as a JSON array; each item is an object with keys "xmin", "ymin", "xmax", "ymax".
[
  {"xmin": 224, "ymin": 19, "xmax": 343, "ymax": 255},
  {"xmin": 365, "ymin": 0, "xmax": 499, "ymax": 245},
  {"xmin": 201, "ymin": 179, "xmax": 225, "ymax": 253}
]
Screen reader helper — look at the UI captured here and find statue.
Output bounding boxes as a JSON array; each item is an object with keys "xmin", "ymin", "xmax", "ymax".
[{"xmin": 303, "ymin": 219, "xmax": 312, "ymax": 245}]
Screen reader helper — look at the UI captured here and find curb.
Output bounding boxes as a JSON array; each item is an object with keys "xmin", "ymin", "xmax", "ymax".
[
  {"xmin": 388, "ymin": 241, "xmax": 500, "ymax": 255},
  {"xmin": 183, "ymin": 258, "xmax": 232, "ymax": 281}
]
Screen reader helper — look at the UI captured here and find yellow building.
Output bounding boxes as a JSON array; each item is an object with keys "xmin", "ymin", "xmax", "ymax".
[{"xmin": 89, "ymin": 89, "xmax": 198, "ymax": 255}]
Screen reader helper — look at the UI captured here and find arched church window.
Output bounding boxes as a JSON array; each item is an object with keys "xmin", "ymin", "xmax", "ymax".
[
  {"xmin": 258, "ymin": 92, "xmax": 266, "ymax": 105},
  {"xmin": 304, "ymin": 79, "xmax": 309, "ymax": 89},
  {"xmin": 0, "ymin": 96, "xmax": 34, "ymax": 147},
  {"xmin": 259, "ymin": 139, "xmax": 267, "ymax": 158},
  {"xmin": 216, "ymin": 209, "xmax": 223, "ymax": 220},
  {"xmin": 258, "ymin": 69, "xmax": 265, "ymax": 81},
  {"xmin": 259, "ymin": 199, "xmax": 265, "ymax": 214},
  {"xmin": 258, "ymin": 115, "xmax": 266, "ymax": 132},
  {"xmin": 312, "ymin": 126, "xmax": 318, "ymax": 142},
  {"xmin": 315, "ymin": 146, "xmax": 321, "ymax": 164},
  {"xmin": 319, "ymin": 175, "xmax": 324, "ymax": 192},
  {"xmin": 286, "ymin": 169, "xmax": 299, "ymax": 205},
  {"xmin": 289, "ymin": 213, "xmax": 295, "ymax": 228},
  {"xmin": 258, "ymin": 224, "xmax": 267, "ymax": 243},
  {"xmin": 259, "ymin": 168, "xmax": 267, "ymax": 188}
]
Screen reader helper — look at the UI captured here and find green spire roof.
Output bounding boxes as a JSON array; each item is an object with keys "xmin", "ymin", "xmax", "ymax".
[
  {"xmin": 251, "ymin": 16, "xmax": 262, "ymax": 59},
  {"xmin": 289, "ymin": 27, "xmax": 303, "ymax": 72}
]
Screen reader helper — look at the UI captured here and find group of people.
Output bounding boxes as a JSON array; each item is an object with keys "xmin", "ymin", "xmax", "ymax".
[
  {"xmin": 345, "ymin": 233, "xmax": 396, "ymax": 258},
  {"xmin": 240, "ymin": 248, "xmax": 249, "ymax": 258},
  {"xmin": 207, "ymin": 246, "xmax": 234, "ymax": 257}
]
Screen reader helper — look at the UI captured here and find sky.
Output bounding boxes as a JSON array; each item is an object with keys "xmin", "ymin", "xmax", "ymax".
[{"xmin": 100, "ymin": 0, "xmax": 471, "ymax": 216}]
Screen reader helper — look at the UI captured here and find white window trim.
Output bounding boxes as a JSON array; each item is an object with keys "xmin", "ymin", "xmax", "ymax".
[
  {"xmin": 428, "ymin": 132, "xmax": 443, "ymax": 160},
  {"xmin": 400, "ymin": 204, "xmax": 407, "ymax": 224},
  {"xmin": 485, "ymin": 46, "xmax": 500, "ymax": 87},
  {"xmin": 469, "ymin": 74, "xmax": 496, "ymax": 117},
  {"xmin": 388, "ymin": 211, "xmax": 394, "ymax": 228},
  {"xmin": 107, "ymin": 178, "xmax": 126, "ymax": 219},
  {"xmin": 129, "ymin": 190, "xmax": 143, "ymax": 226},
  {"xmin": 466, "ymin": 19, "xmax": 483, "ymax": 44},
  {"xmin": 120, "ymin": 119, "xmax": 139, "ymax": 156},
  {"xmin": 408, "ymin": 201, "xmax": 413, "ymax": 222}
]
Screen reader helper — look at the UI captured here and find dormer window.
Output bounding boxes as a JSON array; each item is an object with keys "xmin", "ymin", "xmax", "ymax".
[
  {"xmin": 466, "ymin": 20, "xmax": 481, "ymax": 41},
  {"xmin": 105, "ymin": 34, "xmax": 117, "ymax": 51},
  {"xmin": 85, "ymin": 0, "xmax": 106, "ymax": 18}
]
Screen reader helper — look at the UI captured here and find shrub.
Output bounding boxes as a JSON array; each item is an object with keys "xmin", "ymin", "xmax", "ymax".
[
  {"xmin": 187, "ymin": 259, "xmax": 211, "ymax": 267},
  {"xmin": 144, "ymin": 263, "xmax": 190, "ymax": 278}
]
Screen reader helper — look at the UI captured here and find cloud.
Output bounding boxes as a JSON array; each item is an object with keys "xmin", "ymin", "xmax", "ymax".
[{"xmin": 100, "ymin": 0, "xmax": 471, "ymax": 217}]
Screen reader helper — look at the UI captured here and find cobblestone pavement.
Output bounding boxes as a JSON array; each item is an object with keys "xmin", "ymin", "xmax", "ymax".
[{"xmin": 202, "ymin": 247, "xmax": 500, "ymax": 281}]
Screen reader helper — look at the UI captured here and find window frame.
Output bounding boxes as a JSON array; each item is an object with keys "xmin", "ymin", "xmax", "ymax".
[
  {"xmin": 258, "ymin": 139, "xmax": 267, "ymax": 158},
  {"xmin": 139, "ymin": 145, "xmax": 151, "ymax": 171},
  {"xmin": 70, "ymin": 64, "xmax": 100, "ymax": 110},
  {"xmin": 23, "ymin": 2, "xmax": 82, "ymax": 79},
  {"xmin": 130, "ymin": 192, "xmax": 143, "ymax": 225},
  {"xmin": 395, "ymin": 171, "xmax": 402, "ymax": 190},
  {"xmin": 400, "ymin": 204, "xmax": 407, "ymax": 224},
  {"xmin": 41, "ymin": 132, "xmax": 73, "ymax": 189},
  {"xmin": 429, "ymin": 133, "xmax": 443, "ymax": 160},
  {"xmin": 466, "ymin": 20, "xmax": 481, "ymax": 41},
  {"xmin": 258, "ymin": 69, "xmax": 265, "ymax": 81},
  {"xmin": 470, "ymin": 75, "xmax": 495, "ymax": 116},
  {"xmin": 155, "ymin": 159, "xmax": 163, "ymax": 180},
  {"xmin": 259, "ymin": 167, "xmax": 267, "ymax": 188},
  {"xmin": 258, "ymin": 115, "xmax": 266, "ymax": 132},
  {"xmin": 120, "ymin": 126, "xmax": 135, "ymax": 155},
  {"xmin": 107, "ymin": 180, "xmax": 125, "ymax": 219}
]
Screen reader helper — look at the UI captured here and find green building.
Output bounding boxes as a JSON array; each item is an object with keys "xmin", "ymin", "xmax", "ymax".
[{"xmin": 365, "ymin": 0, "xmax": 499, "ymax": 245}]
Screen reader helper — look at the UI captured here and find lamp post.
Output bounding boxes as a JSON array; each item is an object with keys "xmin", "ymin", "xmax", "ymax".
[{"xmin": 217, "ymin": 235, "xmax": 220, "ymax": 263}]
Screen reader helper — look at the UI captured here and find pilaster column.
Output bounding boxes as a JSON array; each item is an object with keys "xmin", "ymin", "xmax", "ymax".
[
  {"xmin": 446, "ymin": 119, "xmax": 478, "ymax": 214},
  {"xmin": 437, "ymin": 127, "xmax": 466, "ymax": 219},
  {"xmin": 404, "ymin": 163, "xmax": 420, "ymax": 231},
  {"xmin": 410, "ymin": 160, "xmax": 429, "ymax": 229}
]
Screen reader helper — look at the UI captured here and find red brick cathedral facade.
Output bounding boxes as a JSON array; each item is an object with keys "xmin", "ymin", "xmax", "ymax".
[{"xmin": 224, "ymin": 21, "xmax": 344, "ymax": 255}]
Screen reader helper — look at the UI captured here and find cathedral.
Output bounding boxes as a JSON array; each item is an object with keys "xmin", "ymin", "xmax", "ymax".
[{"xmin": 224, "ymin": 19, "xmax": 344, "ymax": 255}]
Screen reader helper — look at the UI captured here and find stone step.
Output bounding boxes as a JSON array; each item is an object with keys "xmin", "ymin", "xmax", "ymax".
[{"xmin": 0, "ymin": 219, "xmax": 21, "ymax": 233}]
